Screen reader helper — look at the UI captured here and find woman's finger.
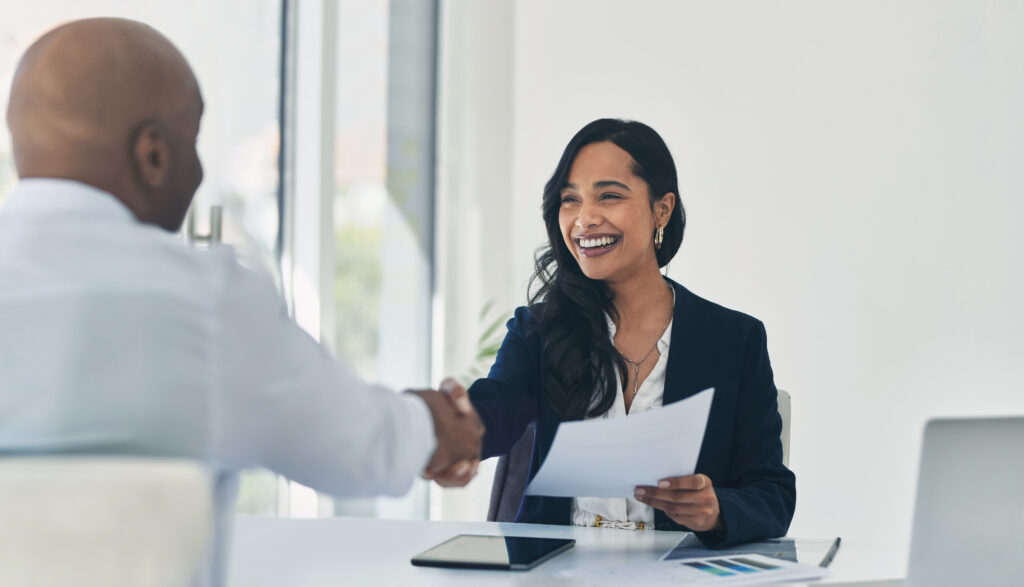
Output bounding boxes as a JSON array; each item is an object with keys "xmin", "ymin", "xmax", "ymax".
[
  {"xmin": 656, "ymin": 474, "xmax": 710, "ymax": 491},
  {"xmin": 635, "ymin": 486, "xmax": 707, "ymax": 506},
  {"xmin": 638, "ymin": 494, "xmax": 706, "ymax": 516},
  {"xmin": 439, "ymin": 377, "xmax": 473, "ymax": 415}
]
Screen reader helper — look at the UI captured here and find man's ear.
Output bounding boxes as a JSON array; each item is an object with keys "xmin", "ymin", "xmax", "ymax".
[
  {"xmin": 656, "ymin": 192, "xmax": 676, "ymax": 226},
  {"xmin": 131, "ymin": 120, "xmax": 171, "ymax": 189}
]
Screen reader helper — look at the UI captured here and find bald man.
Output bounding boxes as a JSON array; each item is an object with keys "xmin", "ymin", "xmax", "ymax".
[{"xmin": 0, "ymin": 18, "xmax": 481, "ymax": 587}]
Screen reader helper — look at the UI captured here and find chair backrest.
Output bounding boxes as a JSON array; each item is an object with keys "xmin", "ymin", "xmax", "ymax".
[
  {"xmin": 0, "ymin": 457, "xmax": 213, "ymax": 587},
  {"xmin": 777, "ymin": 388, "xmax": 791, "ymax": 468},
  {"xmin": 488, "ymin": 388, "xmax": 794, "ymax": 522},
  {"xmin": 487, "ymin": 422, "xmax": 536, "ymax": 522}
]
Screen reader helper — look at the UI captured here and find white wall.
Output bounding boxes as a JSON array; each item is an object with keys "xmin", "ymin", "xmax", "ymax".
[{"xmin": 437, "ymin": 0, "xmax": 1024, "ymax": 542}]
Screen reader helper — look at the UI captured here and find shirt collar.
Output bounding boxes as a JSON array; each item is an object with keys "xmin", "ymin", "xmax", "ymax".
[
  {"xmin": 605, "ymin": 280, "xmax": 676, "ymax": 352},
  {"xmin": 2, "ymin": 178, "xmax": 137, "ymax": 224}
]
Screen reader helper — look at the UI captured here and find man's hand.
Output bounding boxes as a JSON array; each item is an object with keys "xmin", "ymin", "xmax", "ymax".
[
  {"xmin": 634, "ymin": 474, "xmax": 723, "ymax": 532},
  {"xmin": 407, "ymin": 378, "xmax": 484, "ymax": 486}
]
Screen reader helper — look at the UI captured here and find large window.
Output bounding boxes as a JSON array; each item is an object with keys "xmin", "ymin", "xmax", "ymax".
[
  {"xmin": 282, "ymin": 0, "xmax": 438, "ymax": 520},
  {"xmin": 334, "ymin": 0, "xmax": 437, "ymax": 520}
]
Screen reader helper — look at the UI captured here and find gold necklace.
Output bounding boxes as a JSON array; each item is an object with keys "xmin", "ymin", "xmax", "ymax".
[{"xmin": 617, "ymin": 306, "xmax": 674, "ymax": 405}]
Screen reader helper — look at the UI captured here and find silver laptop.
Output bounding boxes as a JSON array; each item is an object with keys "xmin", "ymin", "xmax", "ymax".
[{"xmin": 834, "ymin": 416, "xmax": 1024, "ymax": 587}]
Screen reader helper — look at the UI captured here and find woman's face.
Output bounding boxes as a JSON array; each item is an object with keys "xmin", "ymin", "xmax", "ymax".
[{"xmin": 558, "ymin": 141, "xmax": 674, "ymax": 285}]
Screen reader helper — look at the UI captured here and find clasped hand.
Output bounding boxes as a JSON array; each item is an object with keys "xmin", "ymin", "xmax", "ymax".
[{"xmin": 408, "ymin": 378, "xmax": 483, "ymax": 487}]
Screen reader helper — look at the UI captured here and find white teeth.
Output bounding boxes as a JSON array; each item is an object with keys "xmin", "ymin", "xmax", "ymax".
[{"xmin": 579, "ymin": 236, "xmax": 616, "ymax": 248}]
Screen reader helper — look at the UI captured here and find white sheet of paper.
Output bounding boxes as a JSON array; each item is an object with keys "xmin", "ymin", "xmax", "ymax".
[
  {"xmin": 558, "ymin": 553, "xmax": 830, "ymax": 586},
  {"xmin": 524, "ymin": 387, "xmax": 714, "ymax": 498}
]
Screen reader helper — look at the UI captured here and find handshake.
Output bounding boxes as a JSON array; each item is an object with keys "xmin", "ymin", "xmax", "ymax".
[{"xmin": 407, "ymin": 378, "xmax": 485, "ymax": 488}]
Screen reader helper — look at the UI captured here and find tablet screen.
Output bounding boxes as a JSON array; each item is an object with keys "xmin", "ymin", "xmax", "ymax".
[{"xmin": 410, "ymin": 534, "xmax": 575, "ymax": 570}]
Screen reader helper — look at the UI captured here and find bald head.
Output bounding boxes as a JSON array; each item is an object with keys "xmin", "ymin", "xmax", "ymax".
[{"xmin": 6, "ymin": 18, "xmax": 204, "ymax": 231}]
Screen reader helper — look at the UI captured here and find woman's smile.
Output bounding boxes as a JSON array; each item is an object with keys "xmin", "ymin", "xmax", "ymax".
[{"xmin": 575, "ymin": 234, "xmax": 620, "ymax": 257}]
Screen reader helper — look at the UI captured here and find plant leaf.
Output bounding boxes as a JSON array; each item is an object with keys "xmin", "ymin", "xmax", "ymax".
[
  {"xmin": 476, "ymin": 343, "xmax": 502, "ymax": 360},
  {"xmin": 478, "ymin": 299, "xmax": 495, "ymax": 320},
  {"xmin": 477, "ymin": 315, "xmax": 505, "ymax": 346}
]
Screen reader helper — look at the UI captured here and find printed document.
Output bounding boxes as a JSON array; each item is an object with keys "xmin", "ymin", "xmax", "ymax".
[
  {"xmin": 559, "ymin": 553, "xmax": 829, "ymax": 585},
  {"xmin": 525, "ymin": 387, "xmax": 714, "ymax": 498}
]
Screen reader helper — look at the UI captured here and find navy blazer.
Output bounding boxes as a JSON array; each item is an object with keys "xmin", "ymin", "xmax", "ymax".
[{"xmin": 468, "ymin": 278, "xmax": 796, "ymax": 547}]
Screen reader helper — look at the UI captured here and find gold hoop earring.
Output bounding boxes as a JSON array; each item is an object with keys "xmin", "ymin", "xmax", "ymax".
[{"xmin": 654, "ymin": 225, "xmax": 664, "ymax": 250}]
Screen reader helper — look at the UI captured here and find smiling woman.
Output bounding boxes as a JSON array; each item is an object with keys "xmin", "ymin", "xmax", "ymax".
[
  {"xmin": 534, "ymin": 120, "xmax": 685, "ymax": 421},
  {"xmin": 553, "ymin": 139, "xmax": 677, "ymax": 412},
  {"xmin": 446, "ymin": 118, "xmax": 796, "ymax": 547}
]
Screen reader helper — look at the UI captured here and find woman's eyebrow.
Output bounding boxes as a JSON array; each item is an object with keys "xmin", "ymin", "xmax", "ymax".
[
  {"xmin": 593, "ymin": 180, "xmax": 631, "ymax": 191},
  {"xmin": 562, "ymin": 180, "xmax": 632, "ymax": 191}
]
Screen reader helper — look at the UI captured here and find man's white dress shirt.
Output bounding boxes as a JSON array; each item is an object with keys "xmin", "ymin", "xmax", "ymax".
[
  {"xmin": 570, "ymin": 290, "xmax": 674, "ymax": 530},
  {"xmin": 0, "ymin": 179, "xmax": 435, "ymax": 586}
]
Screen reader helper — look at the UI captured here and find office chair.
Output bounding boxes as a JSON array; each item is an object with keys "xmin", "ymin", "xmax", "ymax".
[
  {"xmin": 777, "ymin": 388, "xmax": 791, "ymax": 468},
  {"xmin": 487, "ymin": 389, "xmax": 793, "ymax": 522},
  {"xmin": 0, "ymin": 457, "xmax": 213, "ymax": 587}
]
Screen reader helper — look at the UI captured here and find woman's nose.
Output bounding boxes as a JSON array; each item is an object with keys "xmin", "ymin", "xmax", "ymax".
[{"xmin": 576, "ymin": 201, "xmax": 601, "ymax": 229}]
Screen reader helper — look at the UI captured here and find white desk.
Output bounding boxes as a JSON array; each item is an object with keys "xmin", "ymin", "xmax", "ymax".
[{"xmin": 227, "ymin": 516, "xmax": 906, "ymax": 586}]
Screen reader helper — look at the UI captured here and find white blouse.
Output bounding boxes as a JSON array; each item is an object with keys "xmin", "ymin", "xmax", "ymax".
[{"xmin": 570, "ymin": 287, "xmax": 675, "ymax": 530}]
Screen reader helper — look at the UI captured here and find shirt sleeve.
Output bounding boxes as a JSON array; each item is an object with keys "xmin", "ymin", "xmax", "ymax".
[
  {"xmin": 693, "ymin": 320, "xmax": 796, "ymax": 547},
  {"xmin": 210, "ymin": 260, "xmax": 435, "ymax": 497},
  {"xmin": 468, "ymin": 306, "xmax": 540, "ymax": 459}
]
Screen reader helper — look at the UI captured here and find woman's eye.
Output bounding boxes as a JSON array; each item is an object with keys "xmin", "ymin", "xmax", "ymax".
[
  {"xmin": 600, "ymin": 192, "xmax": 622, "ymax": 200},
  {"xmin": 560, "ymin": 195, "xmax": 578, "ymax": 204}
]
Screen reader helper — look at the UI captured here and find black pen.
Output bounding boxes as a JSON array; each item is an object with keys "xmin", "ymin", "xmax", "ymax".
[{"xmin": 819, "ymin": 536, "xmax": 841, "ymax": 568}]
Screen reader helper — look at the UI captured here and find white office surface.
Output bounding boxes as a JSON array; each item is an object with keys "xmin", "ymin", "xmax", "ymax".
[
  {"xmin": 526, "ymin": 388, "xmax": 714, "ymax": 498},
  {"xmin": 227, "ymin": 517, "xmax": 907, "ymax": 586}
]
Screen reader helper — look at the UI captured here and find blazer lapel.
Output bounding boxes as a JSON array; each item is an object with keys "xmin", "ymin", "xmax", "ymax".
[{"xmin": 663, "ymin": 279, "xmax": 714, "ymax": 405}]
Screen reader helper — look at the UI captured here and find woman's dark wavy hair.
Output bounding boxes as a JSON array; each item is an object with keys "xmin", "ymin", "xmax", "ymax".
[{"xmin": 528, "ymin": 119, "xmax": 685, "ymax": 421}]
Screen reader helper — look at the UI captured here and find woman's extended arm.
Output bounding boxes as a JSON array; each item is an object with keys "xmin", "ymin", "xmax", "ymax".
[{"xmin": 467, "ymin": 306, "xmax": 542, "ymax": 459}]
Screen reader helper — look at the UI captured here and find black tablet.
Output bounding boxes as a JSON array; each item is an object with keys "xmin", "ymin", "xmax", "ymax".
[{"xmin": 410, "ymin": 534, "xmax": 576, "ymax": 570}]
